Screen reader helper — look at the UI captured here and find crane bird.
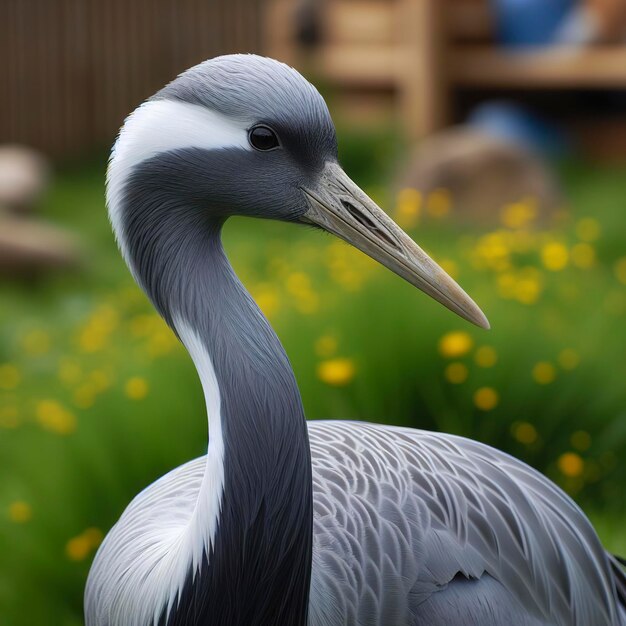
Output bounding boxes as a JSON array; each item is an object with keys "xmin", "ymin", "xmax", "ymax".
[{"xmin": 86, "ymin": 54, "xmax": 626, "ymax": 626}]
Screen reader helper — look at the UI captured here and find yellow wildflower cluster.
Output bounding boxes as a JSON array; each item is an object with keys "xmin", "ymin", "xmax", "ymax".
[
  {"xmin": 472, "ymin": 232, "xmax": 512, "ymax": 273},
  {"xmin": 36, "ymin": 400, "xmax": 77, "ymax": 435},
  {"xmin": 532, "ymin": 361, "xmax": 557, "ymax": 385},
  {"xmin": 286, "ymin": 272, "xmax": 319, "ymax": 314},
  {"xmin": 438, "ymin": 331, "xmax": 473, "ymax": 359},
  {"xmin": 125, "ymin": 377, "xmax": 149, "ymax": 400},
  {"xmin": 473, "ymin": 387, "xmax": 499, "ymax": 411},
  {"xmin": 326, "ymin": 242, "xmax": 374, "ymax": 292},
  {"xmin": 394, "ymin": 188, "xmax": 422, "ymax": 229},
  {"xmin": 541, "ymin": 242, "xmax": 569, "ymax": 271},
  {"xmin": 129, "ymin": 313, "xmax": 178, "ymax": 358},
  {"xmin": 317, "ymin": 358, "xmax": 355, "ymax": 386},
  {"xmin": 497, "ymin": 267, "xmax": 543, "ymax": 304},
  {"xmin": 438, "ymin": 333, "xmax": 502, "ymax": 404},
  {"xmin": 500, "ymin": 198, "xmax": 537, "ymax": 229},
  {"xmin": 558, "ymin": 452, "xmax": 584, "ymax": 478},
  {"xmin": 78, "ymin": 305, "xmax": 119, "ymax": 353},
  {"xmin": 511, "ymin": 421, "xmax": 538, "ymax": 445},
  {"xmin": 66, "ymin": 527, "xmax": 104, "ymax": 561},
  {"xmin": 251, "ymin": 283, "xmax": 280, "ymax": 319}
]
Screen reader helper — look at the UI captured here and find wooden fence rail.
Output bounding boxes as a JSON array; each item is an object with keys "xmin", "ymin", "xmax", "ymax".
[{"xmin": 0, "ymin": 0, "xmax": 263, "ymax": 160}]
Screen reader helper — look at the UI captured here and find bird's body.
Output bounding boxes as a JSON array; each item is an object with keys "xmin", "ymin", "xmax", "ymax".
[
  {"xmin": 89, "ymin": 421, "xmax": 626, "ymax": 626},
  {"xmin": 86, "ymin": 54, "xmax": 625, "ymax": 626}
]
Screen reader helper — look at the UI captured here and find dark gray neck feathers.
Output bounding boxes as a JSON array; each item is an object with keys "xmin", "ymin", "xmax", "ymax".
[{"xmin": 122, "ymin": 155, "xmax": 313, "ymax": 626}]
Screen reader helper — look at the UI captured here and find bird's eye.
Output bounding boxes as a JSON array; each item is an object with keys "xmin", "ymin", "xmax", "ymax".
[{"xmin": 249, "ymin": 125, "xmax": 280, "ymax": 151}]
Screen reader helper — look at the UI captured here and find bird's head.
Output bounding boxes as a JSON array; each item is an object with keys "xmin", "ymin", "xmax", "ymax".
[{"xmin": 107, "ymin": 54, "xmax": 488, "ymax": 329}]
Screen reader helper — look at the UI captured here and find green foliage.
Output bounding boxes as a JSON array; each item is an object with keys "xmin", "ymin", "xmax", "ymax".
[{"xmin": 0, "ymin": 154, "xmax": 625, "ymax": 624}]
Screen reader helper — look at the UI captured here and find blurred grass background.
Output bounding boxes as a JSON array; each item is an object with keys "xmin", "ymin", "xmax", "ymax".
[
  {"xmin": 1, "ymin": 131, "xmax": 625, "ymax": 624},
  {"xmin": 2, "ymin": 0, "xmax": 626, "ymax": 622}
]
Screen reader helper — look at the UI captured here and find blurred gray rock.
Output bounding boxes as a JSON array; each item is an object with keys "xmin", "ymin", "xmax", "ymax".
[
  {"xmin": 0, "ymin": 216, "xmax": 79, "ymax": 276},
  {"xmin": 398, "ymin": 127, "xmax": 561, "ymax": 224},
  {"xmin": 0, "ymin": 145, "xmax": 50, "ymax": 214}
]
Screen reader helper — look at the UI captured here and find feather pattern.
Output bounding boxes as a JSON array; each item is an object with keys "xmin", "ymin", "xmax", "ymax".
[{"xmin": 88, "ymin": 420, "xmax": 625, "ymax": 626}]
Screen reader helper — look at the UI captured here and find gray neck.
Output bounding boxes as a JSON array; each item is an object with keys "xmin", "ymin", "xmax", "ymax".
[{"xmin": 121, "ymin": 186, "xmax": 313, "ymax": 625}]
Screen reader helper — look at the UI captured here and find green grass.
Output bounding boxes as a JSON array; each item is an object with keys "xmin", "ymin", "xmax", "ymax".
[{"xmin": 0, "ymin": 150, "xmax": 625, "ymax": 624}]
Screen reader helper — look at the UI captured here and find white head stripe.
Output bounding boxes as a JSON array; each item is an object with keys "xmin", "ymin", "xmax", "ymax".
[{"xmin": 106, "ymin": 99, "xmax": 250, "ymax": 266}]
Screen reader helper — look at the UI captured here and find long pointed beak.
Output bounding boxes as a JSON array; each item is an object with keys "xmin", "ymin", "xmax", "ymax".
[{"xmin": 301, "ymin": 162, "xmax": 489, "ymax": 329}]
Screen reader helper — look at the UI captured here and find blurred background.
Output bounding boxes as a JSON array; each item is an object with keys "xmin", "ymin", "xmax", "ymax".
[{"xmin": 1, "ymin": 0, "xmax": 626, "ymax": 623}]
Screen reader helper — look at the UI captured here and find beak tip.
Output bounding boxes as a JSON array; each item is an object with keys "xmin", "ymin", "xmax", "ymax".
[{"xmin": 470, "ymin": 308, "xmax": 491, "ymax": 330}]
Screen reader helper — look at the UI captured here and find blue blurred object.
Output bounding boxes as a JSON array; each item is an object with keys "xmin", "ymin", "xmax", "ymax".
[
  {"xmin": 492, "ymin": 0, "xmax": 579, "ymax": 47},
  {"xmin": 468, "ymin": 102, "xmax": 571, "ymax": 158}
]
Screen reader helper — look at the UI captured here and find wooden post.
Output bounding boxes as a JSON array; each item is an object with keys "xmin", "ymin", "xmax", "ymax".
[{"xmin": 397, "ymin": 0, "xmax": 449, "ymax": 141}]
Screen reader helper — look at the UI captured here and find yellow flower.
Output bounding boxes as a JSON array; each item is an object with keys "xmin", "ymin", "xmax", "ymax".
[
  {"xmin": 438, "ymin": 331, "xmax": 473, "ymax": 359},
  {"xmin": 78, "ymin": 305, "xmax": 120, "ymax": 353},
  {"xmin": 8, "ymin": 501, "xmax": 32, "ymax": 523},
  {"xmin": 125, "ymin": 377, "xmax": 149, "ymax": 400},
  {"xmin": 21, "ymin": 329, "xmax": 50, "ymax": 355},
  {"xmin": 558, "ymin": 349, "xmax": 580, "ymax": 370},
  {"xmin": 395, "ymin": 188, "xmax": 422, "ymax": 228},
  {"xmin": 315, "ymin": 335, "xmax": 338, "ymax": 358},
  {"xmin": 317, "ymin": 358, "xmax": 355, "ymax": 386},
  {"xmin": 439, "ymin": 258, "xmax": 459, "ymax": 280},
  {"xmin": 256, "ymin": 291, "xmax": 280, "ymax": 318},
  {"xmin": 66, "ymin": 535, "xmax": 92, "ymax": 561},
  {"xmin": 474, "ymin": 346, "xmax": 497, "ymax": 368},
  {"xmin": 570, "ymin": 243, "xmax": 595, "ymax": 269},
  {"xmin": 473, "ymin": 387, "xmax": 499, "ymax": 411},
  {"xmin": 575, "ymin": 217, "xmax": 601, "ymax": 242},
  {"xmin": 512, "ymin": 421, "xmax": 537, "ymax": 445},
  {"xmin": 426, "ymin": 188, "xmax": 451, "ymax": 218},
  {"xmin": 571, "ymin": 430, "xmax": 591, "ymax": 452},
  {"xmin": 66, "ymin": 527, "xmax": 105, "ymax": 561},
  {"xmin": 500, "ymin": 199, "xmax": 537, "ymax": 229},
  {"xmin": 78, "ymin": 327, "xmax": 106, "ymax": 353},
  {"xmin": 614, "ymin": 257, "xmax": 626, "ymax": 285},
  {"xmin": 515, "ymin": 278, "xmax": 541, "ymax": 305},
  {"xmin": 541, "ymin": 242, "xmax": 568, "ymax": 271},
  {"xmin": 286, "ymin": 272, "xmax": 311, "ymax": 295},
  {"xmin": 36, "ymin": 400, "xmax": 77, "ymax": 435},
  {"xmin": 0, "ymin": 364, "xmax": 21, "ymax": 390},
  {"xmin": 444, "ymin": 362, "xmax": 468, "ymax": 384},
  {"xmin": 532, "ymin": 362, "xmax": 556, "ymax": 385},
  {"xmin": 558, "ymin": 452, "xmax": 584, "ymax": 478}
]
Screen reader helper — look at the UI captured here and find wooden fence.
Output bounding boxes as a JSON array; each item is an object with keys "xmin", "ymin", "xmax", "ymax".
[{"xmin": 0, "ymin": 0, "xmax": 263, "ymax": 160}]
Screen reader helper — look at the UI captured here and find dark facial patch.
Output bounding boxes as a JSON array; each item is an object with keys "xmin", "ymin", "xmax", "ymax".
[{"xmin": 154, "ymin": 54, "xmax": 338, "ymax": 174}]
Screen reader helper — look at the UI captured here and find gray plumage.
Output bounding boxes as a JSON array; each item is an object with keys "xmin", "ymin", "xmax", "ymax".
[{"xmin": 86, "ymin": 54, "xmax": 626, "ymax": 626}]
